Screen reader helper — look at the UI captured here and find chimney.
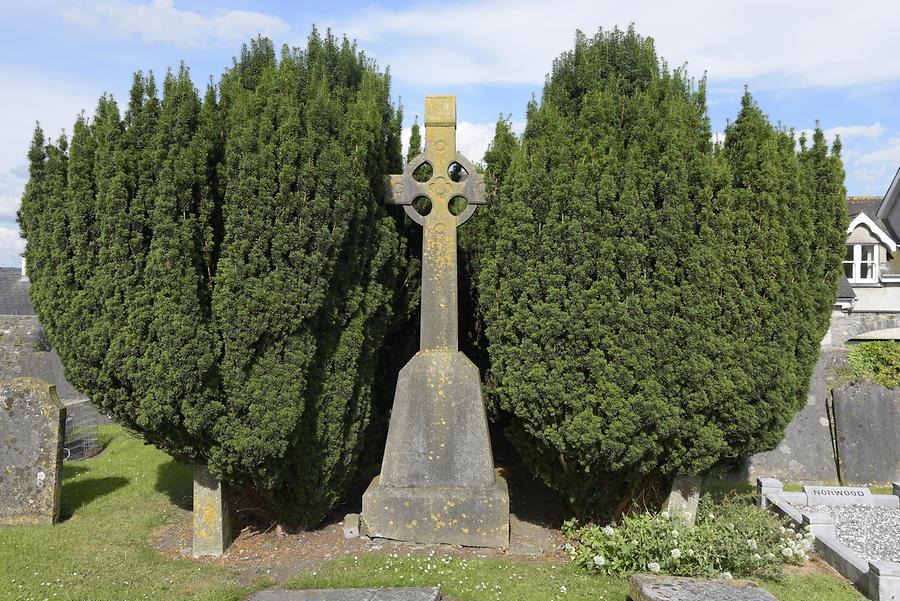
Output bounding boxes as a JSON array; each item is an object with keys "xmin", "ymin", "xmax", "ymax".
[{"xmin": 19, "ymin": 256, "xmax": 28, "ymax": 282}]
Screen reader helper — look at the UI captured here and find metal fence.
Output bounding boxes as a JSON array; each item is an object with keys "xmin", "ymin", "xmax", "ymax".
[{"xmin": 63, "ymin": 398, "xmax": 101, "ymax": 461}]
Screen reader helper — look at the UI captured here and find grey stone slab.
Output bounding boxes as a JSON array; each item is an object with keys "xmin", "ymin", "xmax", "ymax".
[
  {"xmin": 629, "ymin": 574, "xmax": 778, "ymax": 601},
  {"xmin": 192, "ymin": 464, "xmax": 232, "ymax": 557},
  {"xmin": 833, "ymin": 382, "xmax": 900, "ymax": 484},
  {"xmin": 0, "ymin": 377, "xmax": 66, "ymax": 525},
  {"xmin": 251, "ymin": 588, "xmax": 440, "ymax": 601},
  {"xmin": 745, "ymin": 351, "xmax": 840, "ymax": 482},
  {"xmin": 664, "ymin": 475, "xmax": 702, "ymax": 525}
]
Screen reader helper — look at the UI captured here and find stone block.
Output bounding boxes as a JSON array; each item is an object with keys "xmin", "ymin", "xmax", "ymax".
[
  {"xmin": 804, "ymin": 484, "xmax": 872, "ymax": 505},
  {"xmin": 869, "ymin": 561, "xmax": 900, "ymax": 601},
  {"xmin": 629, "ymin": 574, "xmax": 778, "ymax": 601},
  {"xmin": 362, "ymin": 475, "xmax": 509, "ymax": 548},
  {"xmin": 0, "ymin": 377, "xmax": 65, "ymax": 525},
  {"xmin": 344, "ymin": 513, "xmax": 360, "ymax": 539},
  {"xmin": 833, "ymin": 382, "xmax": 900, "ymax": 484},
  {"xmin": 251, "ymin": 588, "xmax": 441, "ymax": 601},
  {"xmin": 756, "ymin": 477, "xmax": 783, "ymax": 508},
  {"xmin": 192, "ymin": 464, "xmax": 232, "ymax": 557},
  {"xmin": 663, "ymin": 475, "xmax": 702, "ymax": 525},
  {"xmin": 801, "ymin": 511, "xmax": 836, "ymax": 537}
]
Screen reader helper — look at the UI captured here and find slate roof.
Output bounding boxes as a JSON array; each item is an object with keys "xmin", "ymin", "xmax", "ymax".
[
  {"xmin": 837, "ymin": 275, "xmax": 856, "ymax": 301},
  {"xmin": 846, "ymin": 196, "xmax": 893, "ymax": 239},
  {"xmin": 0, "ymin": 268, "xmax": 34, "ymax": 316},
  {"xmin": 847, "ymin": 196, "xmax": 883, "ymax": 220}
]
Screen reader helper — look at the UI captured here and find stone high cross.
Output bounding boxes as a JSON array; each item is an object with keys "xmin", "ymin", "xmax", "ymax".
[
  {"xmin": 384, "ymin": 95, "xmax": 486, "ymax": 351},
  {"xmin": 361, "ymin": 96, "xmax": 509, "ymax": 548}
]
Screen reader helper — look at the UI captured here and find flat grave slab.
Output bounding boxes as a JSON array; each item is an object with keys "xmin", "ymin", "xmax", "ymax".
[
  {"xmin": 251, "ymin": 588, "xmax": 441, "ymax": 601},
  {"xmin": 630, "ymin": 574, "xmax": 777, "ymax": 601}
]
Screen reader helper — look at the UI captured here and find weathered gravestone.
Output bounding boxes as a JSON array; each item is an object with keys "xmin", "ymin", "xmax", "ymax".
[
  {"xmin": 833, "ymin": 382, "xmax": 900, "ymax": 484},
  {"xmin": 0, "ymin": 377, "xmax": 66, "ymax": 525},
  {"xmin": 193, "ymin": 464, "xmax": 232, "ymax": 557},
  {"xmin": 361, "ymin": 96, "xmax": 509, "ymax": 548},
  {"xmin": 663, "ymin": 475, "xmax": 702, "ymax": 525}
]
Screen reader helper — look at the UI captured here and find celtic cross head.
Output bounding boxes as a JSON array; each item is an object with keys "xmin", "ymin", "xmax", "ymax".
[{"xmin": 384, "ymin": 96, "xmax": 486, "ymax": 227}]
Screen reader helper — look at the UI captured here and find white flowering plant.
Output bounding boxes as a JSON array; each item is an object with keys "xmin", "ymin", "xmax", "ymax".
[{"xmin": 562, "ymin": 494, "xmax": 812, "ymax": 579}]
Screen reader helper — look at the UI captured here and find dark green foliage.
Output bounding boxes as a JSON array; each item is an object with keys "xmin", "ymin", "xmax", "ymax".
[
  {"xmin": 473, "ymin": 27, "xmax": 847, "ymax": 519},
  {"xmin": 18, "ymin": 31, "xmax": 408, "ymax": 526},
  {"xmin": 848, "ymin": 341, "xmax": 900, "ymax": 388}
]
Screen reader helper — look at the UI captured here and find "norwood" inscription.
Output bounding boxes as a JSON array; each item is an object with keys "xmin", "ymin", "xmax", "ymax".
[{"xmin": 803, "ymin": 485, "xmax": 873, "ymax": 506}]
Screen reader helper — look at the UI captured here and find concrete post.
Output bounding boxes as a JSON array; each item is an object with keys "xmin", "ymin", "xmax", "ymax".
[{"xmin": 192, "ymin": 464, "xmax": 232, "ymax": 558}]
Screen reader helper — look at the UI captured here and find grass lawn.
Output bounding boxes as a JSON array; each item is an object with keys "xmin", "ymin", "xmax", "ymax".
[
  {"xmin": 0, "ymin": 426, "xmax": 249, "ymax": 601},
  {"xmin": 286, "ymin": 554, "xmax": 865, "ymax": 601},
  {"xmin": 0, "ymin": 427, "xmax": 869, "ymax": 601}
]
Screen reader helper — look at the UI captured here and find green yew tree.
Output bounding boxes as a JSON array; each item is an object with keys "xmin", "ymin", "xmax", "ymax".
[
  {"xmin": 19, "ymin": 32, "xmax": 408, "ymax": 526},
  {"xmin": 475, "ymin": 28, "xmax": 846, "ymax": 518}
]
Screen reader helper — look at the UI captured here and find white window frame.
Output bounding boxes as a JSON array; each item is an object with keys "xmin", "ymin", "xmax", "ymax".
[{"xmin": 844, "ymin": 244, "xmax": 879, "ymax": 284}]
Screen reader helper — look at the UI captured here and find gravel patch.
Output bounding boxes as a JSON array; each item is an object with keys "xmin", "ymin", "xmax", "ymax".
[{"xmin": 798, "ymin": 504, "xmax": 900, "ymax": 563}]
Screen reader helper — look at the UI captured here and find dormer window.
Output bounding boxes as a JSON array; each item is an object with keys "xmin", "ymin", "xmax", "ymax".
[{"xmin": 844, "ymin": 244, "xmax": 878, "ymax": 284}]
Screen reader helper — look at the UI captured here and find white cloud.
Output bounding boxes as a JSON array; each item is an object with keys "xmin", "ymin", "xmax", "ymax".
[
  {"xmin": 334, "ymin": 0, "xmax": 900, "ymax": 87},
  {"xmin": 858, "ymin": 137, "xmax": 900, "ymax": 165},
  {"xmin": 0, "ymin": 169, "xmax": 26, "ymax": 221},
  {"xmin": 797, "ymin": 122, "xmax": 886, "ymax": 145},
  {"xmin": 0, "ymin": 225, "xmax": 24, "ymax": 267},
  {"xmin": 61, "ymin": 0, "xmax": 289, "ymax": 47},
  {"xmin": 0, "ymin": 69, "xmax": 98, "ymax": 256}
]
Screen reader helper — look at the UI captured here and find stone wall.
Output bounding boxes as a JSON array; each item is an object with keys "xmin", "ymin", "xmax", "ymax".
[
  {"xmin": 0, "ymin": 315, "xmax": 108, "ymax": 459},
  {"xmin": 743, "ymin": 309, "xmax": 900, "ymax": 484}
]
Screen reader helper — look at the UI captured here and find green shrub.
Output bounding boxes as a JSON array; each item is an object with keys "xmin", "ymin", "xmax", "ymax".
[
  {"xmin": 563, "ymin": 495, "xmax": 812, "ymax": 579},
  {"xmin": 473, "ymin": 26, "xmax": 847, "ymax": 519},
  {"xmin": 848, "ymin": 341, "xmax": 900, "ymax": 388},
  {"xmin": 17, "ymin": 31, "xmax": 410, "ymax": 526}
]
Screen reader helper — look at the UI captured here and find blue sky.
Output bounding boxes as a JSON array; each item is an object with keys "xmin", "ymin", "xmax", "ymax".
[{"xmin": 2, "ymin": 0, "xmax": 900, "ymax": 266}]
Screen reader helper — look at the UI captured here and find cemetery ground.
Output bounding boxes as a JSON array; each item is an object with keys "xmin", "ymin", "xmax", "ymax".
[{"xmin": 0, "ymin": 427, "xmax": 868, "ymax": 601}]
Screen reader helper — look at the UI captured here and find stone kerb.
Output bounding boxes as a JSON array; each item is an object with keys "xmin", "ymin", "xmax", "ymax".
[
  {"xmin": 0, "ymin": 377, "xmax": 66, "ymax": 525},
  {"xmin": 757, "ymin": 478, "xmax": 900, "ymax": 600}
]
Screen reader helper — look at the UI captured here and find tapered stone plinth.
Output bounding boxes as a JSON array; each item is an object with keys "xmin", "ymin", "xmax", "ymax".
[{"xmin": 362, "ymin": 351, "xmax": 509, "ymax": 547}]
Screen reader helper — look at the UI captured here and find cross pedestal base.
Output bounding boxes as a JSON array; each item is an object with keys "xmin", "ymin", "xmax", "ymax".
[
  {"xmin": 361, "ymin": 349, "xmax": 509, "ymax": 548},
  {"xmin": 362, "ymin": 476, "xmax": 509, "ymax": 548}
]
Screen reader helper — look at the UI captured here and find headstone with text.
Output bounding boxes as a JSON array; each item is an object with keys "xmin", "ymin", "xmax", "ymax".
[
  {"xmin": 361, "ymin": 96, "xmax": 509, "ymax": 548},
  {"xmin": 803, "ymin": 484, "xmax": 873, "ymax": 506},
  {"xmin": 0, "ymin": 377, "xmax": 66, "ymax": 525}
]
